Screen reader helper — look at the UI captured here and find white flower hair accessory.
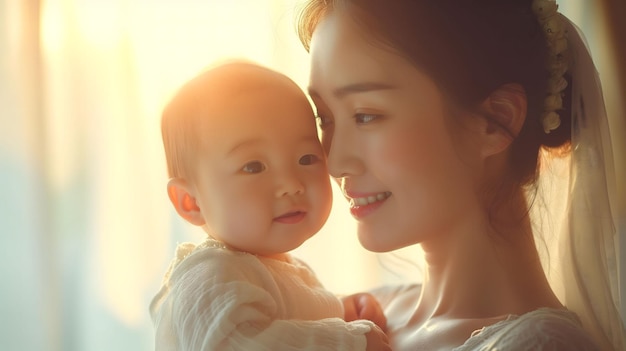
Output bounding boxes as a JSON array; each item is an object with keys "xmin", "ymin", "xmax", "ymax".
[{"xmin": 532, "ymin": 0, "xmax": 569, "ymax": 134}]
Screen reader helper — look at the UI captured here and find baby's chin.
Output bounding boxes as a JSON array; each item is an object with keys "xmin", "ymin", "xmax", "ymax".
[{"xmin": 258, "ymin": 236, "xmax": 312, "ymax": 256}]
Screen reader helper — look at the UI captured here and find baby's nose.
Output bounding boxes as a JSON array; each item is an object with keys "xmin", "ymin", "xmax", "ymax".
[{"xmin": 275, "ymin": 173, "xmax": 305, "ymax": 197}]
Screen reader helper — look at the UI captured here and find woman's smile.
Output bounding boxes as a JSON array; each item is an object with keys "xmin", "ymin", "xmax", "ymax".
[
  {"xmin": 349, "ymin": 191, "xmax": 392, "ymax": 206},
  {"xmin": 344, "ymin": 191, "xmax": 392, "ymax": 219}
]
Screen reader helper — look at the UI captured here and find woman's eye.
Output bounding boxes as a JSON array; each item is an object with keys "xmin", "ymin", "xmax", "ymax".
[
  {"xmin": 355, "ymin": 113, "xmax": 379, "ymax": 124},
  {"xmin": 242, "ymin": 161, "xmax": 266, "ymax": 173},
  {"xmin": 299, "ymin": 154, "xmax": 320, "ymax": 165},
  {"xmin": 316, "ymin": 115, "xmax": 334, "ymax": 130}
]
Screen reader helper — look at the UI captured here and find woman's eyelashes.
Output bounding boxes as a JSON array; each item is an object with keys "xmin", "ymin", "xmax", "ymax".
[
  {"xmin": 354, "ymin": 113, "xmax": 380, "ymax": 124},
  {"xmin": 316, "ymin": 114, "xmax": 333, "ymax": 130},
  {"xmin": 316, "ymin": 112, "xmax": 380, "ymax": 128}
]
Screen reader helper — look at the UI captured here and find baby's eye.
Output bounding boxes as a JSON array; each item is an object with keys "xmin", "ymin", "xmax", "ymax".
[
  {"xmin": 299, "ymin": 154, "xmax": 320, "ymax": 165},
  {"xmin": 242, "ymin": 161, "xmax": 266, "ymax": 173},
  {"xmin": 355, "ymin": 113, "xmax": 379, "ymax": 124}
]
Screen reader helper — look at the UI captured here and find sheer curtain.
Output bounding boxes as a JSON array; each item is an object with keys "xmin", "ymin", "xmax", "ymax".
[
  {"xmin": 1, "ymin": 1, "xmax": 409, "ymax": 350},
  {"xmin": 0, "ymin": 1, "xmax": 621, "ymax": 351}
]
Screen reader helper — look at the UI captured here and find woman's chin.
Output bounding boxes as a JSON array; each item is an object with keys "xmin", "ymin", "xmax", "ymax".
[
  {"xmin": 357, "ymin": 229, "xmax": 396, "ymax": 253},
  {"xmin": 357, "ymin": 223, "xmax": 422, "ymax": 253}
]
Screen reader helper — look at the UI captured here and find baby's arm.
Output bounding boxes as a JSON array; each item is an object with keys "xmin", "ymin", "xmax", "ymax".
[
  {"xmin": 155, "ymin": 251, "xmax": 388, "ymax": 351},
  {"xmin": 175, "ymin": 281, "xmax": 371, "ymax": 350}
]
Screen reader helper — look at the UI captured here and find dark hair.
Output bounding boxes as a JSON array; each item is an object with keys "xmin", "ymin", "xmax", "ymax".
[{"xmin": 297, "ymin": 0, "xmax": 572, "ymax": 188}]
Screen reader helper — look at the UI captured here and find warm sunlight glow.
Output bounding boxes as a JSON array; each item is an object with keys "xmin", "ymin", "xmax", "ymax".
[
  {"xmin": 6, "ymin": 1, "xmax": 623, "ymax": 350},
  {"xmin": 38, "ymin": 0, "xmax": 401, "ymax": 328},
  {"xmin": 40, "ymin": 0, "xmax": 62, "ymax": 53}
]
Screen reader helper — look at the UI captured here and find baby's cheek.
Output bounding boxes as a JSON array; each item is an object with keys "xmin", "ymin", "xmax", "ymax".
[
  {"xmin": 214, "ymin": 194, "xmax": 268, "ymax": 243},
  {"xmin": 308, "ymin": 175, "xmax": 333, "ymax": 226}
]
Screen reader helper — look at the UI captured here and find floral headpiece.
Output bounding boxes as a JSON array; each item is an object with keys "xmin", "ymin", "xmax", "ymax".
[{"xmin": 532, "ymin": 0, "xmax": 569, "ymax": 134}]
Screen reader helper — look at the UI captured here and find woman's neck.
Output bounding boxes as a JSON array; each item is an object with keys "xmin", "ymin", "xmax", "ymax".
[{"xmin": 415, "ymin": 190, "xmax": 562, "ymax": 322}]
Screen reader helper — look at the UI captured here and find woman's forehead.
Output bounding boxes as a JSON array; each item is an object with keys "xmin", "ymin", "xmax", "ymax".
[{"xmin": 308, "ymin": 11, "xmax": 428, "ymax": 100}]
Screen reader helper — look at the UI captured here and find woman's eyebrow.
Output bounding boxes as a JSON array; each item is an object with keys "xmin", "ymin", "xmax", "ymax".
[{"xmin": 309, "ymin": 82, "xmax": 397, "ymax": 99}]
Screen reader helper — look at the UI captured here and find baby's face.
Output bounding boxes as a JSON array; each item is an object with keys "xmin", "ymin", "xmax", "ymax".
[{"xmin": 190, "ymin": 80, "xmax": 332, "ymax": 257}]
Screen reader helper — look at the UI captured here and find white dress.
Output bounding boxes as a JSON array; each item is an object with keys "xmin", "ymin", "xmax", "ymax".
[
  {"xmin": 454, "ymin": 308, "xmax": 599, "ymax": 350},
  {"xmin": 372, "ymin": 284, "xmax": 600, "ymax": 351},
  {"xmin": 150, "ymin": 239, "xmax": 374, "ymax": 351}
]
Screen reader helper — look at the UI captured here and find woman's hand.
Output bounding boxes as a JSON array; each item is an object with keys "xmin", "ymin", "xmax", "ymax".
[{"xmin": 342, "ymin": 293, "xmax": 388, "ymax": 332}]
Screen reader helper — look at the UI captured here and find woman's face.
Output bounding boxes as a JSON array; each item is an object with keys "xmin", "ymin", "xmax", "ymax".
[{"xmin": 308, "ymin": 10, "xmax": 480, "ymax": 252}]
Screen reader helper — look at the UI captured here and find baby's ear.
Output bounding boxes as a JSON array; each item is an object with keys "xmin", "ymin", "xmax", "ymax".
[
  {"xmin": 167, "ymin": 178, "xmax": 206, "ymax": 226},
  {"xmin": 476, "ymin": 83, "xmax": 527, "ymax": 158}
]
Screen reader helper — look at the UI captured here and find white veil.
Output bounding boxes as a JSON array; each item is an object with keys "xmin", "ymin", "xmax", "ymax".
[{"xmin": 535, "ymin": 14, "xmax": 626, "ymax": 351}]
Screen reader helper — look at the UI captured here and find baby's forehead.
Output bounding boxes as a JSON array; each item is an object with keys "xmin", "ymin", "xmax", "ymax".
[
  {"xmin": 195, "ymin": 62, "xmax": 297, "ymax": 96},
  {"xmin": 185, "ymin": 63, "xmax": 306, "ymax": 121},
  {"xmin": 174, "ymin": 65, "xmax": 299, "ymax": 125},
  {"xmin": 167, "ymin": 61, "xmax": 314, "ymax": 147}
]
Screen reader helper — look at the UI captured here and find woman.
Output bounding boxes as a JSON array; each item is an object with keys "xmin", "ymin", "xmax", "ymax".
[{"xmin": 298, "ymin": 0, "xmax": 625, "ymax": 350}]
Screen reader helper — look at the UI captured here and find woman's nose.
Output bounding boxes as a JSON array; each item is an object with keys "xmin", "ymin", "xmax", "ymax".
[{"xmin": 325, "ymin": 125, "xmax": 365, "ymax": 179}]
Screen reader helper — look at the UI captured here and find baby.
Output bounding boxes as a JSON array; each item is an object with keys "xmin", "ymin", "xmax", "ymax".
[{"xmin": 150, "ymin": 61, "xmax": 388, "ymax": 350}]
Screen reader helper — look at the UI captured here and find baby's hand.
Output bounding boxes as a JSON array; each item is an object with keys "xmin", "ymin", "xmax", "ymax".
[
  {"xmin": 365, "ymin": 324, "xmax": 391, "ymax": 351},
  {"xmin": 342, "ymin": 293, "xmax": 387, "ymax": 332}
]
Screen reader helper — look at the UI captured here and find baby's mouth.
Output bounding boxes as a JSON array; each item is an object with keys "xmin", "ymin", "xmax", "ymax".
[{"xmin": 274, "ymin": 211, "xmax": 306, "ymax": 224}]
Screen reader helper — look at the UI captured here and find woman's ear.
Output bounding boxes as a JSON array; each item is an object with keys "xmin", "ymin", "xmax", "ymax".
[
  {"xmin": 167, "ymin": 178, "xmax": 206, "ymax": 226},
  {"xmin": 477, "ymin": 83, "xmax": 527, "ymax": 158}
]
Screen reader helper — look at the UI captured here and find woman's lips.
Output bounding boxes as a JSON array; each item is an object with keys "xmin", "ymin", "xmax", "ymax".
[
  {"xmin": 345, "ymin": 191, "xmax": 392, "ymax": 219},
  {"xmin": 274, "ymin": 211, "xmax": 306, "ymax": 224},
  {"xmin": 348, "ymin": 191, "xmax": 392, "ymax": 206}
]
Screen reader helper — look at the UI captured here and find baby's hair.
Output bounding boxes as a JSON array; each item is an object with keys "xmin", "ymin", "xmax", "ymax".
[{"xmin": 161, "ymin": 60, "xmax": 299, "ymax": 180}]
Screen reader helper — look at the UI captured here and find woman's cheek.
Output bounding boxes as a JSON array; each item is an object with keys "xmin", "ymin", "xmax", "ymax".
[{"xmin": 372, "ymin": 127, "xmax": 439, "ymax": 180}]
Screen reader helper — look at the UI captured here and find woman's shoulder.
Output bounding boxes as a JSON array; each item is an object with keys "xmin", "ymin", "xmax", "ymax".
[
  {"xmin": 457, "ymin": 308, "xmax": 599, "ymax": 351},
  {"xmin": 365, "ymin": 285, "xmax": 600, "ymax": 350}
]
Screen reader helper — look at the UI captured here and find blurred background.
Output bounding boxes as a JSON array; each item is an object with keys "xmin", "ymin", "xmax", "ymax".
[{"xmin": 1, "ymin": 0, "xmax": 624, "ymax": 350}]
